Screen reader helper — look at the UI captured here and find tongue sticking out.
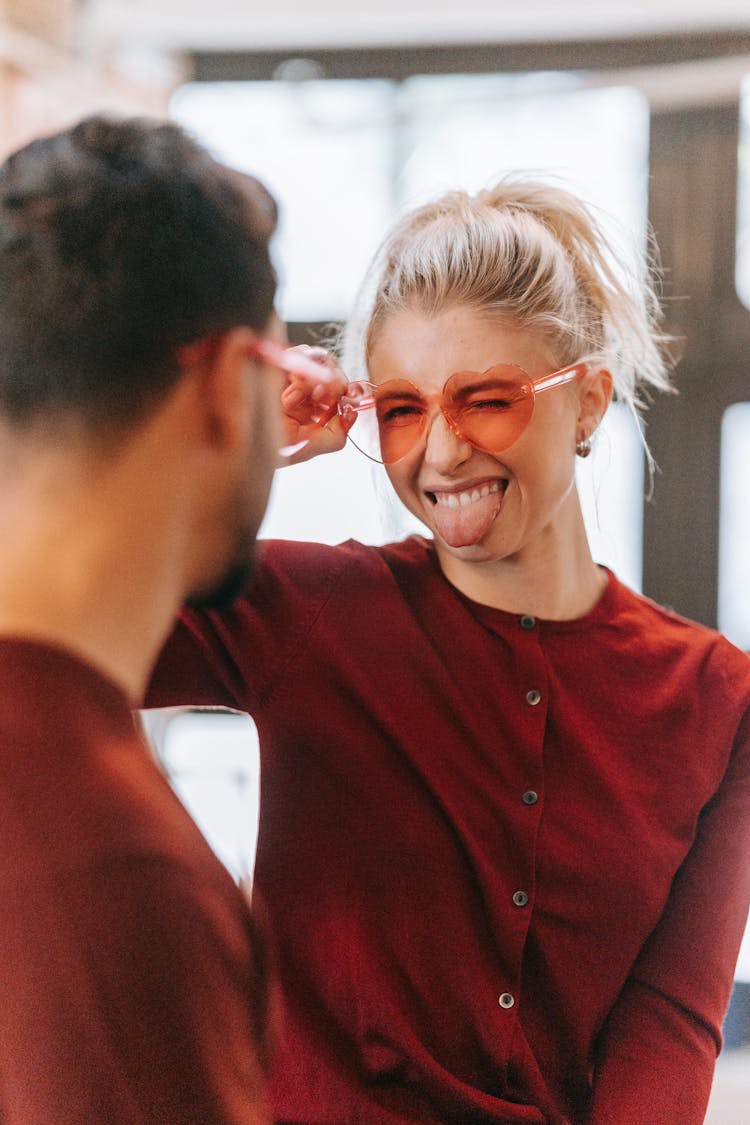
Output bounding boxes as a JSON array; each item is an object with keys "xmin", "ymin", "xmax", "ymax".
[{"xmin": 431, "ymin": 485, "xmax": 505, "ymax": 548}]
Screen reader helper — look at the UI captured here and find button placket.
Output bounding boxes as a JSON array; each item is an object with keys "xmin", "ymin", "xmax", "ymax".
[{"xmin": 500, "ymin": 614, "xmax": 544, "ymax": 1031}]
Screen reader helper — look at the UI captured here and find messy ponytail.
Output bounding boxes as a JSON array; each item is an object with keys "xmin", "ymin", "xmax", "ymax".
[{"xmin": 340, "ymin": 178, "xmax": 674, "ymax": 415}]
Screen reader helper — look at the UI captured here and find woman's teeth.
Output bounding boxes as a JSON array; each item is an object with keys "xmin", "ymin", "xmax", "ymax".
[{"xmin": 433, "ymin": 481, "xmax": 504, "ymax": 508}]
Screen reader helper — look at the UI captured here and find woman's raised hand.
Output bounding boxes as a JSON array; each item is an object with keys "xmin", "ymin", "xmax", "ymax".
[{"xmin": 280, "ymin": 345, "xmax": 354, "ymax": 464}]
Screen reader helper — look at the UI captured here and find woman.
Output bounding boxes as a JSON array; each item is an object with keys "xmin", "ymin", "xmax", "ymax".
[{"xmin": 148, "ymin": 180, "xmax": 750, "ymax": 1124}]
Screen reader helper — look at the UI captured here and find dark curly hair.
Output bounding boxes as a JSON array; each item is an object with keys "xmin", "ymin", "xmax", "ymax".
[{"xmin": 0, "ymin": 113, "xmax": 278, "ymax": 434}]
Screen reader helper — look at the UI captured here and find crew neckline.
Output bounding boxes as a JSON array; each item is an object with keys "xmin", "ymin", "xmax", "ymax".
[
  {"xmin": 420, "ymin": 542, "xmax": 621, "ymax": 633},
  {"xmin": 0, "ymin": 635, "xmax": 134, "ymax": 721}
]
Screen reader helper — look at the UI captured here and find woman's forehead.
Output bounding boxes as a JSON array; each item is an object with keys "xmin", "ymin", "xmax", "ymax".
[{"xmin": 367, "ymin": 306, "xmax": 556, "ymax": 388}]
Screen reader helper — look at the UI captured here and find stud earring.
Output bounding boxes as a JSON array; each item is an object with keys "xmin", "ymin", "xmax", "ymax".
[{"xmin": 575, "ymin": 436, "xmax": 592, "ymax": 459}]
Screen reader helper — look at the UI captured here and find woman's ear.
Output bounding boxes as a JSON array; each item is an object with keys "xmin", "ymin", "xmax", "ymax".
[{"xmin": 577, "ymin": 366, "xmax": 614, "ymax": 438}]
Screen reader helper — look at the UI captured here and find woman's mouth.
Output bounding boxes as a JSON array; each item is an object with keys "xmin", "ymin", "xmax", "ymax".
[
  {"xmin": 429, "ymin": 480, "xmax": 506, "ymax": 509},
  {"xmin": 425, "ymin": 479, "xmax": 508, "ymax": 547}
]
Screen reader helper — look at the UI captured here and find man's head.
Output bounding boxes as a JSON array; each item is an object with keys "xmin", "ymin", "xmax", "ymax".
[
  {"xmin": 0, "ymin": 114, "xmax": 282, "ymax": 611},
  {"xmin": 0, "ymin": 113, "xmax": 278, "ymax": 435}
]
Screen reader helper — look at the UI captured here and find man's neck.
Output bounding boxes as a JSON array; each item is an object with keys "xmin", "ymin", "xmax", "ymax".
[
  {"xmin": 0, "ymin": 450, "xmax": 189, "ymax": 705},
  {"xmin": 0, "ymin": 547, "xmax": 183, "ymax": 705}
]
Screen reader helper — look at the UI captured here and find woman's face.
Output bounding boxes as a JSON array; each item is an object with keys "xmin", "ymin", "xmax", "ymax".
[{"xmin": 367, "ymin": 304, "xmax": 607, "ymax": 570}]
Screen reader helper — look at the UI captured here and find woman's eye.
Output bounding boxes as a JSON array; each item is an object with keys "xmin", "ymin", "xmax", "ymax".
[
  {"xmin": 465, "ymin": 396, "xmax": 514, "ymax": 412},
  {"xmin": 378, "ymin": 402, "xmax": 424, "ymax": 425},
  {"xmin": 453, "ymin": 380, "xmax": 523, "ymax": 413}
]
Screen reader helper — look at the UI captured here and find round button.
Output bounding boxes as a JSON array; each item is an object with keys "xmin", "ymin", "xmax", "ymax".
[
  {"xmin": 498, "ymin": 993, "xmax": 515, "ymax": 1009},
  {"xmin": 512, "ymin": 890, "xmax": 529, "ymax": 907},
  {"xmin": 522, "ymin": 790, "xmax": 539, "ymax": 806},
  {"xmin": 519, "ymin": 615, "xmax": 536, "ymax": 630},
  {"xmin": 526, "ymin": 689, "xmax": 542, "ymax": 706}
]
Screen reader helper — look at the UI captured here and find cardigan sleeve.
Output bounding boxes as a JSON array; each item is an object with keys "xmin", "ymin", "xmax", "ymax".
[
  {"xmin": 587, "ymin": 705, "xmax": 750, "ymax": 1124},
  {"xmin": 146, "ymin": 608, "xmax": 253, "ymax": 713},
  {"xmin": 145, "ymin": 539, "xmax": 353, "ymax": 714}
]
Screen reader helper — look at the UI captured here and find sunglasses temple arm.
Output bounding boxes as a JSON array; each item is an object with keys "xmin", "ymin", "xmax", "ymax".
[
  {"xmin": 250, "ymin": 335, "xmax": 343, "ymax": 386},
  {"xmin": 338, "ymin": 395, "xmax": 376, "ymax": 415},
  {"xmin": 533, "ymin": 363, "xmax": 589, "ymax": 396}
]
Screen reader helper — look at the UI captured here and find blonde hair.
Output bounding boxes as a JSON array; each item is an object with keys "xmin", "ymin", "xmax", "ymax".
[{"xmin": 340, "ymin": 178, "xmax": 674, "ymax": 415}]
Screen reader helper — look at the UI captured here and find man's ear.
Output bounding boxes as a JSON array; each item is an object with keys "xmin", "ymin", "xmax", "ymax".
[
  {"xmin": 577, "ymin": 366, "xmax": 614, "ymax": 437},
  {"xmin": 184, "ymin": 327, "xmax": 256, "ymax": 452}
]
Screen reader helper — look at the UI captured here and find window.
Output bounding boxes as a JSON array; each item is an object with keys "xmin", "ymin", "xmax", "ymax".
[
  {"xmin": 719, "ymin": 402, "xmax": 750, "ymax": 648},
  {"xmin": 150, "ymin": 709, "xmax": 261, "ymax": 884},
  {"xmin": 172, "ymin": 76, "xmax": 649, "ymax": 325},
  {"xmin": 172, "ymin": 72, "xmax": 650, "ymax": 569},
  {"xmin": 736, "ymin": 74, "xmax": 750, "ymax": 310}
]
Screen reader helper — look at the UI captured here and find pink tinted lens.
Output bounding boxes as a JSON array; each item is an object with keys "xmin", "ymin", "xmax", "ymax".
[
  {"xmin": 344, "ymin": 381, "xmax": 428, "ymax": 464},
  {"xmin": 345, "ymin": 368, "xmax": 534, "ymax": 463},
  {"xmin": 444, "ymin": 366, "xmax": 534, "ymax": 454}
]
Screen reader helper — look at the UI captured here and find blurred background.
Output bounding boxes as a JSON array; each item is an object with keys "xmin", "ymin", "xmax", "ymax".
[{"xmin": 6, "ymin": 3, "xmax": 750, "ymax": 1117}]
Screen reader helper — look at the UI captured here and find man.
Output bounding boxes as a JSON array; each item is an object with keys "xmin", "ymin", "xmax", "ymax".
[{"xmin": 0, "ymin": 113, "xmax": 317, "ymax": 1123}]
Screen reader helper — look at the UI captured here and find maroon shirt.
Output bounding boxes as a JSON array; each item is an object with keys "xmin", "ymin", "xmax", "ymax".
[
  {"xmin": 149, "ymin": 537, "xmax": 750, "ymax": 1124},
  {"xmin": 0, "ymin": 639, "xmax": 272, "ymax": 1124}
]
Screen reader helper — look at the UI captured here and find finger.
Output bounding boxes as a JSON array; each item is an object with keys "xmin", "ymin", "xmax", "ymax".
[
  {"xmin": 280, "ymin": 413, "xmax": 349, "ymax": 466},
  {"xmin": 286, "ymin": 345, "xmax": 347, "ymax": 393},
  {"xmin": 339, "ymin": 403, "xmax": 357, "ymax": 435}
]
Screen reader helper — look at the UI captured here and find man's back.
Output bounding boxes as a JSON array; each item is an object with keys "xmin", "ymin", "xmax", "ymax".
[{"xmin": 0, "ymin": 638, "xmax": 271, "ymax": 1124}]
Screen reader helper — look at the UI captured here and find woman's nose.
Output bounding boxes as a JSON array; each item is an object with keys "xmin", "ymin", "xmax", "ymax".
[{"xmin": 422, "ymin": 409, "xmax": 472, "ymax": 470}]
